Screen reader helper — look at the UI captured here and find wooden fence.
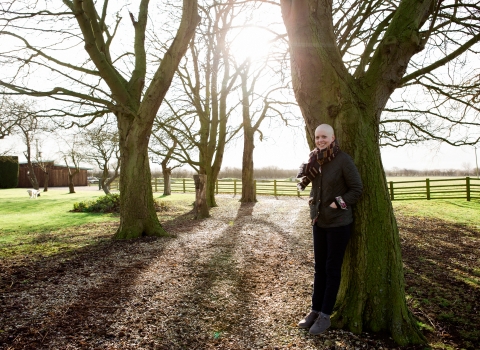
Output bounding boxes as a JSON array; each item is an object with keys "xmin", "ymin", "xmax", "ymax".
[
  {"xmin": 388, "ymin": 177, "xmax": 480, "ymax": 201},
  {"xmin": 156, "ymin": 178, "xmax": 310, "ymax": 197},
  {"xmin": 110, "ymin": 177, "xmax": 480, "ymax": 201}
]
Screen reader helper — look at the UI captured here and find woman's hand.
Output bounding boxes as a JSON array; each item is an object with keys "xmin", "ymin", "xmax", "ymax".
[{"xmin": 329, "ymin": 202, "xmax": 337, "ymax": 208}]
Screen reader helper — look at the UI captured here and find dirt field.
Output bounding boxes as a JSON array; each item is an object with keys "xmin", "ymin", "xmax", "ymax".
[{"xmin": 0, "ymin": 195, "xmax": 478, "ymax": 349}]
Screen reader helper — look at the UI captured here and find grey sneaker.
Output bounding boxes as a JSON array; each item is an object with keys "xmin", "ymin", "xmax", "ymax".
[
  {"xmin": 298, "ymin": 311, "xmax": 319, "ymax": 329},
  {"xmin": 309, "ymin": 313, "xmax": 331, "ymax": 335}
]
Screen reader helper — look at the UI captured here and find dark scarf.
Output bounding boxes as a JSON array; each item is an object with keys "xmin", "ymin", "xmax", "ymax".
[{"xmin": 296, "ymin": 139, "xmax": 340, "ymax": 191}]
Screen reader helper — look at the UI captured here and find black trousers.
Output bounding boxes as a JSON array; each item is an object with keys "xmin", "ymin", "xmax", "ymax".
[{"xmin": 311, "ymin": 223, "xmax": 352, "ymax": 314}]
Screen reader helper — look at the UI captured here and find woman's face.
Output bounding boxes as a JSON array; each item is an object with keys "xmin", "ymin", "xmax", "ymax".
[{"xmin": 315, "ymin": 126, "xmax": 335, "ymax": 150}]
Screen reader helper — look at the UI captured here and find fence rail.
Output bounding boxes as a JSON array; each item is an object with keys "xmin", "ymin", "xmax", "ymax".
[
  {"xmin": 110, "ymin": 177, "xmax": 480, "ymax": 201},
  {"xmin": 388, "ymin": 177, "xmax": 480, "ymax": 201}
]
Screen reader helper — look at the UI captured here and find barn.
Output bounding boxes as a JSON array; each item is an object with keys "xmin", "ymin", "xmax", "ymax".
[{"xmin": 17, "ymin": 161, "xmax": 91, "ymax": 188}]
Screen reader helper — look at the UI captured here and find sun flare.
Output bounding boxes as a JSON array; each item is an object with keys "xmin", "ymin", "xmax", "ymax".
[{"xmin": 229, "ymin": 26, "xmax": 273, "ymax": 62}]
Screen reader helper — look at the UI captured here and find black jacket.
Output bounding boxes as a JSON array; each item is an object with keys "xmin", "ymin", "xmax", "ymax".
[{"xmin": 309, "ymin": 151, "xmax": 363, "ymax": 228}]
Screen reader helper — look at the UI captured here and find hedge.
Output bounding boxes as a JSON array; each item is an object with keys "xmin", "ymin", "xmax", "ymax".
[{"xmin": 0, "ymin": 156, "xmax": 19, "ymax": 189}]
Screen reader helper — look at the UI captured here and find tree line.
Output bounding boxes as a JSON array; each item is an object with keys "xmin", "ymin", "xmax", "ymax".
[{"xmin": 385, "ymin": 167, "xmax": 480, "ymax": 177}]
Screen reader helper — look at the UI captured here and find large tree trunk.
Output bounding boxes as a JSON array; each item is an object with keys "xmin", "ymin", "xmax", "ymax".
[
  {"xmin": 280, "ymin": 0, "xmax": 433, "ymax": 345},
  {"xmin": 115, "ymin": 116, "xmax": 167, "ymax": 239},
  {"xmin": 193, "ymin": 174, "xmax": 209, "ymax": 219},
  {"xmin": 310, "ymin": 97, "xmax": 424, "ymax": 346},
  {"xmin": 240, "ymin": 125, "xmax": 256, "ymax": 202},
  {"xmin": 163, "ymin": 171, "xmax": 171, "ymax": 196},
  {"xmin": 336, "ymin": 111, "xmax": 424, "ymax": 345},
  {"xmin": 204, "ymin": 167, "xmax": 218, "ymax": 208}
]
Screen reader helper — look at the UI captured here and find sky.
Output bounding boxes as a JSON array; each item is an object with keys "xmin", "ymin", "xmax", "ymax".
[{"xmin": 1, "ymin": 1, "xmax": 479, "ymax": 174}]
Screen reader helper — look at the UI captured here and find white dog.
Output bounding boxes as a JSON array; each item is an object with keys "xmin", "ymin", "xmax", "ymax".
[{"xmin": 27, "ymin": 189, "xmax": 41, "ymax": 199}]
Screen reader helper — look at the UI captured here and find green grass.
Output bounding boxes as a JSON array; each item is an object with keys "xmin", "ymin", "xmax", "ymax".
[
  {"xmin": 392, "ymin": 199, "xmax": 480, "ymax": 229},
  {"xmin": 0, "ymin": 190, "xmax": 196, "ymax": 260},
  {"xmin": 0, "ymin": 188, "xmax": 120, "ymax": 258},
  {"xmin": 0, "ymin": 188, "xmax": 118, "ymax": 235}
]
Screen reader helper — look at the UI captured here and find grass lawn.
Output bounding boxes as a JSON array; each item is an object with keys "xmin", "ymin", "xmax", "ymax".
[
  {"xmin": 0, "ymin": 188, "xmax": 120, "ymax": 259},
  {"xmin": 0, "ymin": 189, "xmax": 196, "ymax": 259},
  {"xmin": 0, "ymin": 188, "xmax": 119, "ymax": 234},
  {"xmin": 392, "ymin": 198, "xmax": 480, "ymax": 230}
]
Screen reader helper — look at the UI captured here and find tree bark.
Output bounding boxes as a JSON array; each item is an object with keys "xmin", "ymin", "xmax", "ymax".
[
  {"xmin": 204, "ymin": 166, "xmax": 221, "ymax": 207},
  {"xmin": 100, "ymin": 166, "xmax": 113, "ymax": 195},
  {"xmin": 101, "ymin": 181, "xmax": 111, "ymax": 195},
  {"xmin": 335, "ymin": 111, "xmax": 425, "ymax": 345},
  {"xmin": 193, "ymin": 174, "xmax": 209, "ymax": 219},
  {"xmin": 240, "ymin": 128, "xmax": 256, "ymax": 202},
  {"xmin": 280, "ymin": 0, "xmax": 434, "ymax": 345},
  {"xmin": 43, "ymin": 171, "xmax": 49, "ymax": 192},
  {"xmin": 162, "ymin": 165, "xmax": 172, "ymax": 196},
  {"xmin": 67, "ymin": 173, "xmax": 75, "ymax": 194},
  {"xmin": 100, "ymin": 169, "xmax": 110, "ymax": 194},
  {"xmin": 114, "ymin": 116, "xmax": 166, "ymax": 239}
]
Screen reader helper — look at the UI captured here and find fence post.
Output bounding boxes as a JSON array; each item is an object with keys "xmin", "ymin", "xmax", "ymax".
[
  {"xmin": 155, "ymin": 178, "xmax": 157, "ymax": 192},
  {"xmin": 216, "ymin": 179, "xmax": 219, "ymax": 194},
  {"xmin": 234, "ymin": 179, "xmax": 237, "ymax": 195},
  {"xmin": 426, "ymin": 178, "xmax": 430, "ymax": 200},
  {"xmin": 466, "ymin": 176, "xmax": 471, "ymax": 201},
  {"xmin": 274, "ymin": 179, "xmax": 277, "ymax": 196},
  {"xmin": 297, "ymin": 182, "xmax": 300, "ymax": 197},
  {"xmin": 254, "ymin": 180, "xmax": 257, "ymax": 197},
  {"xmin": 389, "ymin": 181, "xmax": 394, "ymax": 200},
  {"xmin": 183, "ymin": 178, "xmax": 186, "ymax": 193}
]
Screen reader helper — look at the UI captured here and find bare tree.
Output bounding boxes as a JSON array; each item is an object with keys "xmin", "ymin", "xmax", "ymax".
[
  {"xmin": 149, "ymin": 132, "xmax": 181, "ymax": 196},
  {"xmin": 56, "ymin": 133, "xmax": 86, "ymax": 194},
  {"xmin": 0, "ymin": 98, "xmax": 54, "ymax": 189},
  {"xmin": 13, "ymin": 102, "xmax": 48, "ymax": 190},
  {"xmin": 0, "ymin": 97, "xmax": 27, "ymax": 140},
  {"xmin": 280, "ymin": 0, "xmax": 480, "ymax": 345},
  {"xmin": 461, "ymin": 162, "xmax": 472, "ymax": 176},
  {"xmin": 33, "ymin": 142, "xmax": 53, "ymax": 192},
  {"xmin": 237, "ymin": 59, "xmax": 298, "ymax": 202},
  {"xmin": 82, "ymin": 125, "xmax": 121, "ymax": 195},
  {"xmin": 0, "ymin": 0, "xmax": 200, "ymax": 239},
  {"xmin": 152, "ymin": 1, "xmax": 246, "ymax": 207}
]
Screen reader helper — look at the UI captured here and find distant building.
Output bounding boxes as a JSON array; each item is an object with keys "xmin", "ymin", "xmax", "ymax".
[{"xmin": 18, "ymin": 161, "xmax": 91, "ymax": 188}]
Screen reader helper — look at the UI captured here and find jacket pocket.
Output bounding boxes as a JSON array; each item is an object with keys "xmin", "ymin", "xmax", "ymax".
[{"xmin": 321, "ymin": 206, "xmax": 347, "ymax": 225}]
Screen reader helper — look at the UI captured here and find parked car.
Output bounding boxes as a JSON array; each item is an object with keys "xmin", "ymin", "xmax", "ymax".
[{"xmin": 87, "ymin": 176, "xmax": 99, "ymax": 184}]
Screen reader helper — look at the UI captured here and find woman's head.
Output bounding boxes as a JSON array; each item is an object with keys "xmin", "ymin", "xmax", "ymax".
[{"xmin": 315, "ymin": 124, "xmax": 335, "ymax": 150}]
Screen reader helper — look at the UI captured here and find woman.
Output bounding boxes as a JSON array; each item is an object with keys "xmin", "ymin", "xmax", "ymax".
[{"xmin": 296, "ymin": 124, "xmax": 363, "ymax": 335}]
